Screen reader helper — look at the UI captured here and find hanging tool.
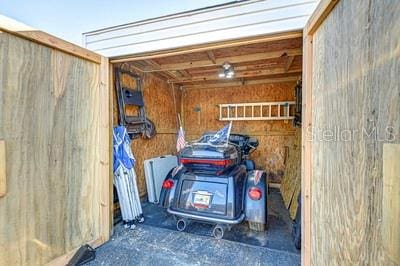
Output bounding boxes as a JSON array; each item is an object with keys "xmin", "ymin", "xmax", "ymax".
[{"xmin": 114, "ymin": 66, "xmax": 156, "ymax": 140}]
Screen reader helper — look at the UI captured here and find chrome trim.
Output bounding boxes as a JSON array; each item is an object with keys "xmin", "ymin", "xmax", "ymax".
[{"xmin": 167, "ymin": 208, "xmax": 245, "ymax": 224}]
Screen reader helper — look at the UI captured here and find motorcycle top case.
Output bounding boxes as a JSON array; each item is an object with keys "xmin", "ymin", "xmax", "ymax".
[{"xmin": 178, "ymin": 143, "xmax": 240, "ymax": 171}]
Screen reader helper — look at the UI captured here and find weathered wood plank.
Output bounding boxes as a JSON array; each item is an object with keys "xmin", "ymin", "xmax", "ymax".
[
  {"xmin": 0, "ymin": 15, "xmax": 101, "ymax": 64},
  {"xmin": 0, "ymin": 140, "xmax": 5, "ymax": 197},
  {"xmin": 98, "ymin": 56, "xmax": 111, "ymax": 243},
  {"xmin": 0, "ymin": 31, "xmax": 108, "ymax": 265},
  {"xmin": 280, "ymin": 128, "xmax": 301, "ymax": 219},
  {"xmin": 382, "ymin": 144, "xmax": 400, "ymax": 265},
  {"xmin": 309, "ymin": 0, "xmax": 400, "ymax": 264},
  {"xmin": 301, "ymin": 31, "xmax": 313, "ymax": 266}
]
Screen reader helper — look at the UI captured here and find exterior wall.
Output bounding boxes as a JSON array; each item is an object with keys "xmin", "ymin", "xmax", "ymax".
[
  {"xmin": 308, "ymin": 0, "xmax": 400, "ymax": 264},
  {"xmin": 182, "ymin": 82, "xmax": 297, "ymax": 183},
  {"xmin": 83, "ymin": 0, "xmax": 318, "ymax": 57}
]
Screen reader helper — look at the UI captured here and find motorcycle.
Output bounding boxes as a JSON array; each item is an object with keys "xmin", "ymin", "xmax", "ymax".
[{"xmin": 159, "ymin": 132, "xmax": 268, "ymax": 239}]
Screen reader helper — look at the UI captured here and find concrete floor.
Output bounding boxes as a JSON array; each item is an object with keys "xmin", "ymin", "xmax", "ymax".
[
  {"xmin": 88, "ymin": 224, "xmax": 300, "ymax": 266},
  {"xmin": 140, "ymin": 188, "xmax": 299, "ymax": 254},
  {"xmin": 87, "ymin": 189, "xmax": 300, "ymax": 265}
]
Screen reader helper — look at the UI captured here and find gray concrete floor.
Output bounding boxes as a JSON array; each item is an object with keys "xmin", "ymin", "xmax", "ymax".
[
  {"xmin": 140, "ymin": 188, "xmax": 299, "ymax": 254},
  {"xmin": 87, "ymin": 223, "xmax": 300, "ymax": 266}
]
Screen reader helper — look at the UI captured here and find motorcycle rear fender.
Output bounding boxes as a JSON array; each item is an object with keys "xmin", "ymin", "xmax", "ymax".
[{"xmin": 244, "ymin": 170, "xmax": 268, "ymax": 224}]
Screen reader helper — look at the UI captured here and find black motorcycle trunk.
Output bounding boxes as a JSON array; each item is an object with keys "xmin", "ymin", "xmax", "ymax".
[
  {"xmin": 171, "ymin": 166, "xmax": 246, "ymax": 220},
  {"xmin": 178, "ymin": 143, "xmax": 240, "ymax": 172},
  {"xmin": 169, "ymin": 142, "xmax": 246, "ymax": 221}
]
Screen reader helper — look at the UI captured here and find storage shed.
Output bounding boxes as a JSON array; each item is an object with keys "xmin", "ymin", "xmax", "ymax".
[{"xmin": 0, "ymin": 0, "xmax": 399, "ymax": 265}]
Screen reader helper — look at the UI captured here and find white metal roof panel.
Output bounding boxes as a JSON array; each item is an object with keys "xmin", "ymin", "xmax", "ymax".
[{"xmin": 83, "ymin": 0, "xmax": 319, "ymax": 58}]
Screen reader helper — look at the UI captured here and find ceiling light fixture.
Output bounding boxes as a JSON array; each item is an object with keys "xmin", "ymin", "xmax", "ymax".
[{"xmin": 219, "ymin": 62, "xmax": 235, "ymax": 79}]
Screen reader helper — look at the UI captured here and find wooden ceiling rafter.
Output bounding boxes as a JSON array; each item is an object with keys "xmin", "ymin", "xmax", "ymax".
[
  {"xmin": 285, "ymin": 56, "xmax": 295, "ymax": 72},
  {"xmin": 186, "ymin": 60, "xmax": 283, "ymax": 76},
  {"xmin": 144, "ymin": 59, "xmax": 161, "ymax": 70},
  {"xmin": 139, "ymin": 48, "xmax": 302, "ymax": 72},
  {"xmin": 174, "ymin": 67, "xmax": 302, "ymax": 84},
  {"xmin": 182, "ymin": 76, "xmax": 299, "ymax": 89},
  {"xmin": 121, "ymin": 35, "xmax": 303, "ymax": 84},
  {"xmin": 178, "ymin": 69, "xmax": 192, "ymax": 79},
  {"xmin": 110, "ymin": 30, "xmax": 303, "ymax": 63},
  {"xmin": 206, "ymin": 50, "xmax": 217, "ymax": 64}
]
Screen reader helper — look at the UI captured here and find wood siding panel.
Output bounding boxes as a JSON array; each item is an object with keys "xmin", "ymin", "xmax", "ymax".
[
  {"xmin": 0, "ymin": 32, "xmax": 108, "ymax": 265},
  {"xmin": 310, "ymin": 0, "xmax": 400, "ymax": 264}
]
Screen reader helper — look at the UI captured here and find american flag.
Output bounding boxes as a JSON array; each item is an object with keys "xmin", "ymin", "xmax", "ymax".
[{"xmin": 176, "ymin": 126, "xmax": 186, "ymax": 152}]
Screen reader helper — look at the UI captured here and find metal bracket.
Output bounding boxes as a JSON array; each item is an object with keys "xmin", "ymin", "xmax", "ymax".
[{"xmin": 67, "ymin": 245, "xmax": 96, "ymax": 266}]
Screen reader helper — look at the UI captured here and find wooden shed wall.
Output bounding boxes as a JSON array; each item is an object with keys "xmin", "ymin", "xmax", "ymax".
[
  {"xmin": 0, "ymin": 32, "xmax": 109, "ymax": 265},
  {"xmin": 116, "ymin": 72, "xmax": 181, "ymax": 196},
  {"xmin": 182, "ymin": 82, "xmax": 297, "ymax": 183},
  {"xmin": 309, "ymin": 0, "xmax": 400, "ymax": 264},
  {"xmin": 280, "ymin": 127, "xmax": 301, "ymax": 219}
]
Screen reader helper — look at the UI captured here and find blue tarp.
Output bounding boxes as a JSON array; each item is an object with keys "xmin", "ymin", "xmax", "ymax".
[{"xmin": 113, "ymin": 126, "xmax": 136, "ymax": 172}]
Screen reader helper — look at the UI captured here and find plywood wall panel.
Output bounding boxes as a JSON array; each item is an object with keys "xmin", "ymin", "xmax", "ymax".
[
  {"xmin": 310, "ymin": 0, "xmax": 400, "ymax": 264},
  {"xmin": 0, "ymin": 32, "xmax": 107, "ymax": 265},
  {"xmin": 280, "ymin": 128, "xmax": 301, "ymax": 219},
  {"xmin": 0, "ymin": 140, "xmax": 5, "ymax": 198},
  {"xmin": 183, "ymin": 82, "xmax": 297, "ymax": 182},
  {"xmin": 116, "ymin": 72, "xmax": 181, "ymax": 196}
]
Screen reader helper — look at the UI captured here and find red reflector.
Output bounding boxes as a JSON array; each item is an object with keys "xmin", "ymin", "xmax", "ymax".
[
  {"xmin": 180, "ymin": 158, "xmax": 232, "ymax": 167},
  {"xmin": 248, "ymin": 187, "xmax": 262, "ymax": 200},
  {"xmin": 162, "ymin": 179, "xmax": 174, "ymax": 189},
  {"xmin": 193, "ymin": 203, "xmax": 208, "ymax": 209}
]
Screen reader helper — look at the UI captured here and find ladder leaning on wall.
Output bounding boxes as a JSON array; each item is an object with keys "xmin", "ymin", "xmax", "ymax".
[{"xmin": 218, "ymin": 102, "xmax": 295, "ymax": 121}]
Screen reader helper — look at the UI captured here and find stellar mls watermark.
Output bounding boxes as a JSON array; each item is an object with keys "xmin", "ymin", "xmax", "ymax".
[{"xmin": 306, "ymin": 126, "xmax": 397, "ymax": 142}]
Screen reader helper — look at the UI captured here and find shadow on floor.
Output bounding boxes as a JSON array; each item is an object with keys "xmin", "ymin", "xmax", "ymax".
[{"xmin": 142, "ymin": 188, "xmax": 299, "ymax": 254}]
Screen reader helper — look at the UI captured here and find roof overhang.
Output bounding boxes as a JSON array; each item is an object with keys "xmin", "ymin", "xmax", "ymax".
[{"xmin": 83, "ymin": 0, "xmax": 319, "ymax": 58}]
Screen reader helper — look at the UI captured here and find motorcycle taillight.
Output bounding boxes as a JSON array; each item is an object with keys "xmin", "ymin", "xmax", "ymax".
[
  {"xmin": 180, "ymin": 158, "xmax": 233, "ymax": 167},
  {"xmin": 162, "ymin": 179, "xmax": 174, "ymax": 189},
  {"xmin": 248, "ymin": 187, "xmax": 262, "ymax": 200}
]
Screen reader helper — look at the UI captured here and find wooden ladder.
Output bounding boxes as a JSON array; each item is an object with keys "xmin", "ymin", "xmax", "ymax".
[{"xmin": 218, "ymin": 101, "xmax": 295, "ymax": 121}]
